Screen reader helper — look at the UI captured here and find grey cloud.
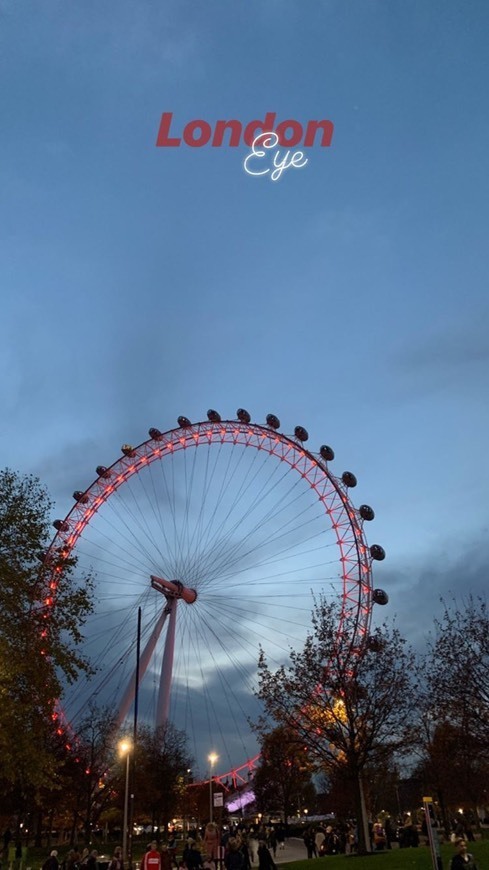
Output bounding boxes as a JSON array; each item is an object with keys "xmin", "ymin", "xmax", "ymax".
[
  {"xmin": 396, "ymin": 314, "xmax": 489, "ymax": 372},
  {"xmin": 380, "ymin": 536, "xmax": 489, "ymax": 650}
]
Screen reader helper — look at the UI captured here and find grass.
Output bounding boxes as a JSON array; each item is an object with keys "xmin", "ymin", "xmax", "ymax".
[{"xmin": 276, "ymin": 841, "xmax": 489, "ymax": 870}]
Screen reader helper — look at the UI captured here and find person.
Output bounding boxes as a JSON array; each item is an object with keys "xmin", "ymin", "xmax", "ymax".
[
  {"xmin": 276, "ymin": 826, "xmax": 285, "ymax": 852},
  {"xmin": 168, "ymin": 835, "xmax": 178, "ymax": 868},
  {"xmin": 85, "ymin": 851, "xmax": 99, "ymax": 870},
  {"xmin": 142, "ymin": 843, "xmax": 162, "ymax": 870},
  {"xmin": 109, "ymin": 848, "xmax": 123, "ymax": 870},
  {"xmin": 345, "ymin": 823, "xmax": 356, "ymax": 855},
  {"xmin": 43, "ymin": 852, "xmax": 60, "ymax": 870},
  {"xmin": 372, "ymin": 821, "xmax": 386, "ymax": 851},
  {"xmin": 224, "ymin": 839, "xmax": 244, "ymax": 870},
  {"xmin": 63, "ymin": 850, "xmax": 80, "ymax": 870},
  {"xmin": 161, "ymin": 845, "xmax": 173, "ymax": 870},
  {"xmin": 248, "ymin": 832, "xmax": 258, "ymax": 864},
  {"xmin": 302, "ymin": 829, "xmax": 315, "ymax": 859},
  {"xmin": 257, "ymin": 841, "xmax": 276, "ymax": 870},
  {"xmin": 204, "ymin": 824, "xmax": 220, "ymax": 862},
  {"xmin": 400, "ymin": 815, "xmax": 418, "ymax": 848},
  {"xmin": 183, "ymin": 842, "xmax": 203, "ymax": 870},
  {"xmin": 450, "ymin": 838, "xmax": 478, "ymax": 870},
  {"xmin": 384, "ymin": 817, "xmax": 394, "ymax": 850},
  {"xmin": 314, "ymin": 828, "xmax": 324, "ymax": 857},
  {"xmin": 321, "ymin": 827, "xmax": 339, "ymax": 856},
  {"xmin": 238, "ymin": 834, "xmax": 252, "ymax": 870},
  {"xmin": 182, "ymin": 841, "xmax": 193, "ymax": 869},
  {"xmin": 267, "ymin": 831, "xmax": 277, "ymax": 859}
]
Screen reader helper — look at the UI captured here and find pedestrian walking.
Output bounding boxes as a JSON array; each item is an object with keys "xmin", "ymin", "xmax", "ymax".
[
  {"xmin": 302, "ymin": 830, "xmax": 315, "ymax": 860},
  {"xmin": 204, "ymin": 825, "xmax": 220, "ymax": 862},
  {"xmin": 142, "ymin": 843, "xmax": 162, "ymax": 870},
  {"xmin": 43, "ymin": 852, "xmax": 59, "ymax": 870},
  {"xmin": 257, "ymin": 842, "xmax": 275, "ymax": 870},
  {"xmin": 85, "ymin": 850, "xmax": 99, "ymax": 870},
  {"xmin": 108, "ymin": 848, "xmax": 123, "ymax": 870},
  {"xmin": 161, "ymin": 845, "xmax": 172, "ymax": 870},
  {"xmin": 224, "ymin": 839, "xmax": 243, "ymax": 870}
]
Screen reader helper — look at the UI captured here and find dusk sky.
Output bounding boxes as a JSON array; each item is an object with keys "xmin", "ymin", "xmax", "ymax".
[{"xmin": 1, "ymin": 1, "xmax": 488, "ymax": 776}]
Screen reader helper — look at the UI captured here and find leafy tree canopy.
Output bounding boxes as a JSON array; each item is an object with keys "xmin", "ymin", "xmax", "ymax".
[{"xmin": 0, "ymin": 468, "xmax": 94, "ymax": 798}]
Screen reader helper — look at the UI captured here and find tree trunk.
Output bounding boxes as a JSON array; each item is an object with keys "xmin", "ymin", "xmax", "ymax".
[{"xmin": 354, "ymin": 774, "xmax": 371, "ymax": 854}]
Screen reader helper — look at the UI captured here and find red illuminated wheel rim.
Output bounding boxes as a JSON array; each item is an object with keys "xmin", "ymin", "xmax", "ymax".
[{"xmin": 41, "ymin": 413, "xmax": 379, "ymax": 776}]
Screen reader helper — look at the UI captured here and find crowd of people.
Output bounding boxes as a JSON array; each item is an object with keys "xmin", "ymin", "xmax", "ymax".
[
  {"xmin": 300, "ymin": 812, "xmax": 481, "ymax": 858},
  {"xmin": 41, "ymin": 847, "xmax": 107, "ymax": 870},
  {"xmin": 136, "ymin": 825, "xmax": 278, "ymax": 870},
  {"xmin": 30, "ymin": 813, "xmax": 480, "ymax": 870}
]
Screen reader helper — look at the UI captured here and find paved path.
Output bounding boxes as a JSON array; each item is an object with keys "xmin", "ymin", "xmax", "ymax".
[{"xmin": 266, "ymin": 838, "xmax": 307, "ymax": 865}]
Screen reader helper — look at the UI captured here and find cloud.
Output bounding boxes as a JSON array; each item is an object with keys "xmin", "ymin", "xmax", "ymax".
[
  {"xmin": 379, "ymin": 534, "xmax": 489, "ymax": 650},
  {"xmin": 397, "ymin": 316, "xmax": 489, "ymax": 371}
]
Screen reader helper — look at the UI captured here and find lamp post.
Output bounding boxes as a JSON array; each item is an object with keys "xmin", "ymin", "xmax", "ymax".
[
  {"xmin": 208, "ymin": 752, "xmax": 218, "ymax": 823},
  {"xmin": 119, "ymin": 739, "xmax": 132, "ymax": 867}
]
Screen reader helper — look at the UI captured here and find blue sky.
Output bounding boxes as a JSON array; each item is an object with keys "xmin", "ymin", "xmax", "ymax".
[{"xmin": 1, "ymin": 0, "xmax": 489, "ymax": 773}]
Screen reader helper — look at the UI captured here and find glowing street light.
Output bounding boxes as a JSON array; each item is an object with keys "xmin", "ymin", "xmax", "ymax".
[
  {"xmin": 119, "ymin": 739, "xmax": 132, "ymax": 867},
  {"xmin": 208, "ymin": 752, "xmax": 218, "ymax": 823}
]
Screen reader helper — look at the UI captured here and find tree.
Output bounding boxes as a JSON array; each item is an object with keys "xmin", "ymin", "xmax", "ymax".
[
  {"xmin": 416, "ymin": 597, "xmax": 489, "ymax": 829},
  {"xmin": 256, "ymin": 598, "xmax": 416, "ymax": 853},
  {"xmin": 0, "ymin": 468, "xmax": 94, "ymax": 803},
  {"xmin": 63, "ymin": 705, "xmax": 119, "ymax": 844},
  {"xmin": 252, "ymin": 725, "xmax": 316, "ymax": 822},
  {"xmin": 133, "ymin": 723, "xmax": 193, "ymax": 830},
  {"xmin": 421, "ymin": 596, "xmax": 488, "ymax": 742}
]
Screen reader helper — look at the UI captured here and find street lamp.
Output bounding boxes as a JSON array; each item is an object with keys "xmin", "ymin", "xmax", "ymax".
[
  {"xmin": 119, "ymin": 739, "xmax": 132, "ymax": 867},
  {"xmin": 208, "ymin": 752, "xmax": 218, "ymax": 823}
]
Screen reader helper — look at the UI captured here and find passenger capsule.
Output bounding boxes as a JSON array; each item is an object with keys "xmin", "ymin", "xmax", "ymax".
[
  {"xmin": 73, "ymin": 491, "xmax": 89, "ymax": 503},
  {"xmin": 294, "ymin": 426, "xmax": 309, "ymax": 442},
  {"xmin": 96, "ymin": 466, "xmax": 111, "ymax": 478},
  {"xmin": 177, "ymin": 416, "xmax": 192, "ymax": 428},
  {"xmin": 237, "ymin": 408, "xmax": 251, "ymax": 424},
  {"xmin": 359, "ymin": 504, "xmax": 375, "ymax": 521},
  {"xmin": 207, "ymin": 410, "xmax": 221, "ymax": 423},
  {"xmin": 148, "ymin": 427, "xmax": 163, "ymax": 440},
  {"xmin": 121, "ymin": 444, "xmax": 136, "ymax": 457},
  {"xmin": 366, "ymin": 635, "xmax": 384, "ymax": 652},
  {"xmin": 266, "ymin": 414, "xmax": 280, "ymax": 430},
  {"xmin": 373, "ymin": 588, "xmax": 389, "ymax": 606},
  {"xmin": 320, "ymin": 445, "xmax": 335, "ymax": 462},
  {"xmin": 53, "ymin": 519, "xmax": 69, "ymax": 532},
  {"xmin": 342, "ymin": 471, "xmax": 357, "ymax": 488},
  {"xmin": 370, "ymin": 544, "xmax": 386, "ymax": 561}
]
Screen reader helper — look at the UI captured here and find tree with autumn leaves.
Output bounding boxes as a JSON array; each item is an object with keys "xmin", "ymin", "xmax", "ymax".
[{"xmin": 256, "ymin": 598, "xmax": 417, "ymax": 852}]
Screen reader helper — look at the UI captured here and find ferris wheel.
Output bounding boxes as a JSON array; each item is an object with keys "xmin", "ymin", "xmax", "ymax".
[{"xmin": 41, "ymin": 409, "xmax": 387, "ymax": 779}]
